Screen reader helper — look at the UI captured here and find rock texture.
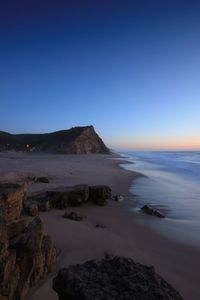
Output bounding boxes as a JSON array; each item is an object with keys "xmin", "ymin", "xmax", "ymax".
[
  {"xmin": 33, "ymin": 184, "xmax": 112, "ymax": 209},
  {"xmin": 89, "ymin": 185, "xmax": 112, "ymax": 206},
  {"xmin": 0, "ymin": 183, "xmax": 26, "ymax": 224},
  {"xmin": 141, "ymin": 205, "xmax": 165, "ymax": 218},
  {"xmin": 0, "ymin": 183, "xmax": 57, "ymax": 300},
  {"xmin": 48, "ymin": 184, "xmax": 90, "ymax": 208},
  {"xmin": 53, "ymin": 256, "xmax": 183, "ymax": 300},
  {"xmin": 0, "ymin": 126, "xmax": 110, "ymax": 154}
]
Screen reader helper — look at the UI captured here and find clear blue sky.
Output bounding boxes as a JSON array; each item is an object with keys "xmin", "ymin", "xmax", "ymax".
[{"xmin": 0, "ymin": 0, "xmax": 200, "ymax": 150}]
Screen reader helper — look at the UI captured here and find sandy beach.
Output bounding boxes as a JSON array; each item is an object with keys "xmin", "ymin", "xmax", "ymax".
[{"xmin": 0, "ymin": 152, "xmax": 199, "ymax": 300}]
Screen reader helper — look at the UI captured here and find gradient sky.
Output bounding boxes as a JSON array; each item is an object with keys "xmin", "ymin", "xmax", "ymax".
[{"xmin": 1, "ymin": 0, "xmax": 200, "ymax": 150}]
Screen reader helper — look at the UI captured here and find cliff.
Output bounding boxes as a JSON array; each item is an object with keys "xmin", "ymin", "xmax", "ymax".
[{"xmin": 0, "ymin": 126, "xmax": 110, "ymax": 154}]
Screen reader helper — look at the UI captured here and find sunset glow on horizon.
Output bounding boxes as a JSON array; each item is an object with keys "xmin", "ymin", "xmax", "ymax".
[{"xmin": 109, "ymin": 135, "xmax": 200, "ymax": 151}]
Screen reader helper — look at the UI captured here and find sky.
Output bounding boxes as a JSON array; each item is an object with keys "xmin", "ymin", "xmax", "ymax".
[{"xmin": 0, "ymin": 0, "xmax": 200, "ymax": 150}]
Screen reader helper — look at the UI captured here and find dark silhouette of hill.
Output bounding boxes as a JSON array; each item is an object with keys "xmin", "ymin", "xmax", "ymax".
[{"xmin": 0, "ymin": 126, "xmax": 110, "ymax": 154}]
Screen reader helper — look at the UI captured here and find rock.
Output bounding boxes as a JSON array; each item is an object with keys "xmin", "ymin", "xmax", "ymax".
[
  {"xmin": 0, "ymin": 184, "xmax": 57, "ymax": 300},
  {"xmin": 36, "ymin": 177, "xmax": 49, "ymax": 183},
  {"xmin": 48, "ymin": 184, "xmax": 90, "ymax": 208},
  {"xmin": 63, "ymin": 211, "xmax": 84, "ymax": 221},
  {"xmin": 0, "ymin": 182, "xmax": 26, "ymax": 224},
  {"xmin": 7, "ymin": 219, "xmax": 27, "ymax": 239},
  {"xmin": 53, "ymin": 256, "xmax": 183, "ymax": 300},
  {"xmin": 41, "ymin": 235, "xmax": 57, "ymax": 276},
  {"xmin": 5, "ymin": 217, "xmax": 57, "ymax": 299},
  {"xmin": 141, "ymin": 205, "xmax": 165, "ymax": 218},
  {"xmin": 38, "ymin": 199, "xmax": 50, "ymax": 212},
  {"xmin": 95, "ymin": 224, "xmax": 105, "ymax": 228},
  {"xmin": 112, "ymin": 195, "xmax": 124, "ymax": 202},
  {"xmin": 28, "ymin": 193, "xmax": 51, "ymax": 212},
  {"xmin": 28, "ymin": 203, "xmax": 38, "ymax": 216},
  {"xmin": 89, "ymin": 185, "xmax": 112, "ymax": 206}
]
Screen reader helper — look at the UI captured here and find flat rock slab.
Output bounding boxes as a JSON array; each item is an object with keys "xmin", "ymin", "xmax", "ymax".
[{"xmin": 53, "ymin": 256, "xmax": 183, "ymax": 300}]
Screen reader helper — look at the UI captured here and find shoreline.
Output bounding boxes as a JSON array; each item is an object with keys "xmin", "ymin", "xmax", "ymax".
[{"xmin": 0, "ymin": 152, "xmax": 199, "ymax": 300}]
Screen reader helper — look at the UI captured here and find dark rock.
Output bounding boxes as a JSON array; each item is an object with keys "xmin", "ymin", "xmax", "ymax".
[
  {"xmin": 53, "ymin": 256, "xmax": 183, "ymax": 300},
  {"xmin": 95, "ymin": 224, "xmax": 105, "ymax": 228},
  {"xmin": 63, "ymin": 211, "xmax": 84, "ymax": 221},
  {"xmin": 112, "ymin": 195, "xmax": 124, "ymax": 202},
  {"xmin": 36, "ymin": 177, "xmax": 49, "ymax": 183},
  {"xmin": 7, "ymin": 219, "xmax": 27, "ymax": 239},
  {"xmin": 38, "ymin": 199, "xmax": 50, "ymax": 212},
  {"xmin": 89, "ymin": 185, "xmax": 112, "ymax": 206},
  {"xmin": 27, "ymin": 176, "xmax": 37, "ymax": 182},
  {"xmin": 48, "ymin": 184, "xmax": 90, "ymax": 208},
  {"xmin": 0, "ymin": 182, "xmax": 26, "ymax": 224},
  {"xmin": 28, "ymin": 203, "xmax": 38, "ymax": 216},
  {"xmin": 141, "ymin": 205, "xmax": 165, "ymax": 218},
  {"xmin": 28, "ymin": 193, "xmax": 51, "ymax": 212}
]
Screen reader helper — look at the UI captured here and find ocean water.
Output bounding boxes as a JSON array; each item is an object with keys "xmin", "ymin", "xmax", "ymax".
[{"xmin": 120, "ymin": 151, "xmax": 200, "ymax": 247}]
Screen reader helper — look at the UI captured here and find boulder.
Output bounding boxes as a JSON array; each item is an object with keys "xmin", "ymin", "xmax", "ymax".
[
  {"xmin": 0, "ymin": 183, "xmax": 26, "ymax": 223},
  {"xmin": 28, "ymin": 193, "xmax": 51, "ymax": 212},
  {"xmin": 95, "ymin": 224, "xmax": 105, "ymax": 228},
  {"xmin": 89, "ymin": 185, "xmax": 112, "ymax": 206},
  {"xmin": 141, "ymin": 205, "xmax": 165, "ymax": 218},
  {"xmin": 38, "ymin": 199, "xmax": 51, "ymax": 212},
  {"xmin": 47, "ymin": 184, "xmax": 89, "ymax": 208},
  {"xmin": 28, "ymin": 203, "xmax": 38, "ymax": 216},
  {"xmin": 112, "ymin": 195, "xmax": 124, "ymax": 202},
  {"xmin": 36, "ymin": 177, "xmax": 49, "ymax": 183},
  {"xmin": 53, "ymin": 256, "xmax": 183, "ymax": 300},
  {"xmin": 63, "ymin": 211, "xmax": 84, "ymax": 221}
]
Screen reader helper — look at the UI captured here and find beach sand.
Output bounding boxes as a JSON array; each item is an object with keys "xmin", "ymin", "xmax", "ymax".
[{"xmin": 0, "ymin": 152, "xmax": 199, "ymax": 300}]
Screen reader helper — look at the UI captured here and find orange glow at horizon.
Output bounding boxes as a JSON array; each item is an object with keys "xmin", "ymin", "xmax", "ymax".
[{"xmin": 110, "ymin": 135, "xmax": 200, "ymax": 151}]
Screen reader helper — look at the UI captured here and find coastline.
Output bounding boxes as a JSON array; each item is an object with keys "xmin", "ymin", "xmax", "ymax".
[{"xmin": 0, "ymin": 152, "xmax": 199, "ymax": 300}]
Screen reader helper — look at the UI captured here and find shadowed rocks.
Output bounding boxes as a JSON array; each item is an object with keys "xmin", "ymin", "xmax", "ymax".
[
  {"xmin": 53, "ymin": 256, "xmax": 183, "ymax": 300},
  {"xmin": 0, "ymin": 183, "xmax": 57, "ymax": 300},
  {"xmin": 37, "ymin": 185, "xmax": 112, "ymax": 209},
  {"xmin": 141, "ymin": 205, "xmax": 165, "ymax": 218}
]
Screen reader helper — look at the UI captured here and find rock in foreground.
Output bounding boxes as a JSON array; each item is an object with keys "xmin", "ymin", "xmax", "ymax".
[
  {"xmin": 53, "ymin": 256, "xmax": 183, "ymax": 300},
  {"xmin": 0, "ymin": 216, "xmax": 57, "ymax": 300}
]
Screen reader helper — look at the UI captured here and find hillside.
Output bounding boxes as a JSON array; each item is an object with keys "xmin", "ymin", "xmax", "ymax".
[{"xmin": 0, "ymin": 126, "xmax": 110, "ymax": 154}]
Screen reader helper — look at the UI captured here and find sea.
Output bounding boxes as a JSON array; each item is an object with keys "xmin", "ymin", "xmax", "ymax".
[{"xmin": 119, "ymin": 151, "xmax": 200, "ymax": 248}]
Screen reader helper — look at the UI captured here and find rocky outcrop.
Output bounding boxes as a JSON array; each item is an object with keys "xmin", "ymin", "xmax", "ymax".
[
  {"xmin": 47, "ymin": 184, "xmax": 90, "ymax": 208},
  {"xmin": 0, "ymin": 183, "xmax": 26, "ymax": 224},
  {"xmin": 53, "ymin": 256, "xmax": 183, "ymax": 300},
  {"xmin": 0, "ymin": 216, "xmax": 57, "ymax": 300},
  {"xmin": 89, "ymin": 185, "xmax": 112, "ymax": 206},
  {"xmin": 0, "ymin": 182, "xmax": 57, "ymax": 300},
  {"xmin": 0, "ymin": 126, "xmax": 110, "ymax": 154},
  {"xmin": 36, "ymin": 184, "xmax": 112, "ymax": 209},
  {"xmin": 141, "ymin": 205, "xmax": 165, "ymax": 218}
]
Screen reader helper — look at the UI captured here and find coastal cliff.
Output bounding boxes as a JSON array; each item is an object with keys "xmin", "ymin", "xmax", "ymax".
[{"xmin": 0, "ymin": 126, "xmax": 110, "ymax": 154}]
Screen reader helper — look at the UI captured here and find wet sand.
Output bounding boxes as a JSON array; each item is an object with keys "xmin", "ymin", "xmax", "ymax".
[{"xmin": 0, "ymin": 152, "xmax": 199, "ymax": 300}]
